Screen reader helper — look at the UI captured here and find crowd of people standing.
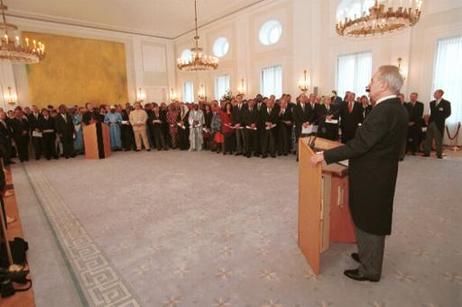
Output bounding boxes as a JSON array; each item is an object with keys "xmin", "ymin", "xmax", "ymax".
[{"xmin": 0, "ymin": 88, "xmax": 451, "ymax": 164}]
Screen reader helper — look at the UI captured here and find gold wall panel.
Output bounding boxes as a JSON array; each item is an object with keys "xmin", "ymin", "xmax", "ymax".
[{"xmin": 24, "ymin": 32, "xmax": 128, "ymax": 108}]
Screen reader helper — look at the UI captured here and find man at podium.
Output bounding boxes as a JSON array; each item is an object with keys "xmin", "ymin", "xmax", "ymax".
[{"xmin": 311, "ymin": 66, "xmax": 408, "ymax": 282}]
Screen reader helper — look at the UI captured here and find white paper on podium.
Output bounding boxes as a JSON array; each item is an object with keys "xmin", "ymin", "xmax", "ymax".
[{"xmin": 302, "ymin": 125, "xmax": 318, "ymax": 135}]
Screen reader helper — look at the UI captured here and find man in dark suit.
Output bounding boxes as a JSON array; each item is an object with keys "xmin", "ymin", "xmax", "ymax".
[
  {"xmin": 28, "ymin": 105, "xmax": 43, "ymax": 160},
  {"xmin": 293, "ymin": 94, "xmax": 314, "ymax": 152},
  {"xmin": 82, "ymin": 102, "xmax": 101, "ymax": 125},
  {"xmin": 260, "ymin": 97, "xmax": 279, "ymax": 158},
  {"xmin": 232, "ymin": 94, "xmax": 246, "ymax": 155},
  {"xmin": 404, "ymin": 92, "xmax": 424, "ymax": 155},
  {"xmin": 331, "ymin": 90, "xmax": 343, "ymax": 108},
  {"xmin": 340, "ymin": 92, "xmax": 364, "ymax": 143},
  {"xmin": 423, "ymin": 89, "xmax": 451, "ymax": 159},
  {"xmin": 277, "ymin": 96, "xmax": 293, "ymax": 156},
  {"xmin": 242, "ymin": 99, "xmax": 258, "ymax": 158},
  {"xmin": 10, "ymin": 108, "xmax": 30, "ymax": 162},
  {"xmin": 317, "ymin": 96, "xmax": 340, "ymax": 141},
  {"xmin": 54, "ymin": 104, "xmax": 75, "ymax": 159},
  {"xmin": 311, "ymin": 66, "xmax": 408, "ymax": 282},
  {"xmin": 0, "ymin": 110, "xmax": 14, "ymax": 165}
]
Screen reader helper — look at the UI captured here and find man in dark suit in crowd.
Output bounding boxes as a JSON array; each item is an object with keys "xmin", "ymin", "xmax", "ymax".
[
  {"xmin": 317, "ymin": 96, "xmax": 340, "ymax": 141},
  {"xmin": 0, "ymin": 110, "xmax": 14, "ymax": 165},
  {"xmin": 260, "ymin": 96, "xmax": 279, "ymax": 158},
  {"xmin": 82, "ymin": 102, "xmax": 101, "ymax": 125},
  {"xmin": 340, "ymin": 92, "xmax": 364, "ymax": 143},
  {"xmin": 242, "ymin": 99, "xmax": 258, "ymax": 158},
  {"xmin": 331, "ymin": 90, "xmax": 343, "ymax": 108},
  {"xmin": 404, "ymin": 92, "xmax": 424, "ymax": 155},
  {"xmin": 311, "ymin": 65, "xmax": 408, "ymax": 282},
  {"xmin": 293, "ymin": 94, "xmax": 314, "ymax": 151},
  {"xmin": 232, "ymin": 94, "xmax": 246, "ymax": 156},
  {"xmin": 278, "ymin": 96, "xmax": 293, "ymax": 156},
  {"xmin": 10, "ymin": 108, "xmax": 30, "ymax": 162},
  {"xmin": 55, "ymin": 104, "xmax": 75, "ymax": 159},
  {"xmin": 254, "ymin": 95, "xmax": 266, "ymax": 156},
  {"xmin": 28, "ymin": 105, "xmax": 43, "ymax": 160},
  {"xmin": 423, "ymin": 89, "xmax": 451, "ymax": 159}
]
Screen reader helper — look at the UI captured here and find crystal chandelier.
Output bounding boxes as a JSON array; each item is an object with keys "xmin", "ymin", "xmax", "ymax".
[
  {"xmin": 0, "ymin": 0, "xmax": 45, "ymax": 63},
  {"xmin": 177, "ymin": 0, "xmax": 218, "ymax": 71},
  {"xmin": 336, "ymin": 0, "xmax": 422, "ymax": 37}
]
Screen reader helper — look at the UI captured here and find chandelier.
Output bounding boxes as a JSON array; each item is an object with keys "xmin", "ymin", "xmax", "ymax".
[
  {"xmin": 177, "ymin": 0, "xmax": 218, "ymax": 71},
  {"xmin": 336, "ymin": 0, "xmax": 422, "ymax": 37},
  {"xmin": 0, "ymin": 0, "xmax": 45, "ymax": 63}
]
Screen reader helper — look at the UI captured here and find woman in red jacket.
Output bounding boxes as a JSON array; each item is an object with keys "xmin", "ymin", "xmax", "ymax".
[{"xmin": 220, "ymin": 102, "xmax": 235, "ymax": 155}]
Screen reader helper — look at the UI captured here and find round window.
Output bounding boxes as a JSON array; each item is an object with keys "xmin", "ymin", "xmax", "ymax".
[
  {"xmin": 259, "ymin": 20, "xmax": 282, "ymax": 46},
  {"xmin": 213, "ymin": 37, "xmax": 230, "ymax": 58}
]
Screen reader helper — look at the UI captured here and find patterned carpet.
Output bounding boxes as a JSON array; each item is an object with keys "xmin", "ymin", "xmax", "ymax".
[{"xmin": 14, "ymin": 151, "xmax": 462, "ymax": 307}]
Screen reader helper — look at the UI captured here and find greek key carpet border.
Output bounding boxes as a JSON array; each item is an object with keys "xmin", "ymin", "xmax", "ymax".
[{"xmin": 24, "ymin": 163, "xmax": 140, "ymax": 307}]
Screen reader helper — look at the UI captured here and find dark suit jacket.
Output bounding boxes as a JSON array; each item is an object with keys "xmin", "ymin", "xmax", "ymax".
[
  {"xmin": 324, "ymin": 98, "xmax": 408, "ymax": 235},
  {"xmin": 231, "ymin": 104, "xmax": 246, "ymax": 126},
  {"xmin": 243, "ymin": 106, "xmax": 258, "ymax": 127},
  {"xmin": 10, "ymin": 118, "xmax": 30, "ymax": 139},
  {"xmin": 293, "ymin": 103, "xmax": 313, "ymax": 128},
  {"xmin": 259, "ymin": 106, "xmax": 279, "ymax": 126},
  {"xmin": 340, "ymin": 101, "xmax": 364, "ymax": 137},
  {"xmin": 404, "ymin": 101, "xmax": 424, "ymax": 127},
  {"xmin": 28, "ymin": 113, "xmax": 42, "ymax": 132},
  {"xmin": 429, "ymin": 99, "xmax": 451, "ymax": 133},
  {"xmin": 54, "ymin": 113, "xmax": 74, "ymax": 139}
]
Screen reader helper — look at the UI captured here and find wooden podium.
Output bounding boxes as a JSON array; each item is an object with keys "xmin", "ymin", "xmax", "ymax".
[
  {"xmin": 298, "ymin": 137, "xmax": 355, "ymax": 275},
  {"xmin": 83, "ymin": 123, "xmax": 111, "ymax": 159}
]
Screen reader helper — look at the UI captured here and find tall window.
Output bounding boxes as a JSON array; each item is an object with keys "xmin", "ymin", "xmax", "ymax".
[
  {"xmin": 337, "ymin": 51, "xmax": 372, "ymax": 98},
  {"xmin": 260, "ymin": 65, "xmax": 282, "ymax": 98},
  {"xmin": 433, "ymin": 35, "xmax": 462, "ymax": 129},
  {"xmin": 183, "ymin": 81, "xmax": 194, "ymax": 102},
  {"xmin": 215, "ymin": 75, "xmax": 230, "ymax": 99}
]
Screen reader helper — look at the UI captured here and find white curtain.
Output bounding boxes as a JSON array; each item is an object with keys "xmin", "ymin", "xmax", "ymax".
[
  {"xmin": 214, "ymin": 75, "xmax": 230, "ymax": 99},
  {"xmin": 183, "ymin": 81, "xmax": 194, "ymax": 102},
  {"xmin": 261, "ymin": 65, "xmax": 283, "ymax": 98},
  {"xmin": 433, "ymin": 35, "xmax": 462, "ymax": 145},
  {"xmin": 337, "ymin": 52, "xmax": 372, "ymax": 98}
]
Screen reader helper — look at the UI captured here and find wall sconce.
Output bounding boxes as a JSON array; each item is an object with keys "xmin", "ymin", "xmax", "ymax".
[
  {"xmin": 297, "ymin": 70, "xmax": 310, "ymax": 93},
  {"xmin": 5, "ymin": 87, "xmax": 17, "ymax": 106},
  {"xmin": 198, "ymin": 84, "xmax": 206, "ymax": 100},
  {"xmin": 397, "ymin": 58, "xmax": 407, "ymax": 81},
  {"xmin": 169, "ymin": 88, "xmax": 177, "ymax": 101},
  {"xmin": 237, "ymin": 78, "xmax": 246, "ymax": 94},
  {"xmin": 137, "ymin": 87, "xmax": 146, "ymax": 101}
]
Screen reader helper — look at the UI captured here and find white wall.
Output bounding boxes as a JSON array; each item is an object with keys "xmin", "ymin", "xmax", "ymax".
[{"xmin": 0, "ymin": 16, "xmax": 176, "ymax": 110}]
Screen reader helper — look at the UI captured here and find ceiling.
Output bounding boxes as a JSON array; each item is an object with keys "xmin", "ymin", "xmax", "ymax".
[{"xmin": 5, "ymin": 0, "xmax": 266, "ymax": 39}]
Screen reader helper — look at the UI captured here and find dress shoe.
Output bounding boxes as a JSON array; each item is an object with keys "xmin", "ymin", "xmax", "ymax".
[
  {"xmin": 423, "ymin": 153, "xmax": 430, "ymax": 157},
  {"xmin": 437, "ymin": 155, "xmax": 443, "ymax": 159},
  {"xmin": 344, "ymin": 269, "xmax": 380, "ymax": 282},
  {"xmin": 261, "ymin": 154, "xmax": 267, "ymax": 159},
  {"xmin": 351, "ymin": 253, "xmax": 360, "ymax": 263}
]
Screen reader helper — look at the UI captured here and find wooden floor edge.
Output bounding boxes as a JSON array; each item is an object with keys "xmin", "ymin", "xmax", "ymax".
[{"xmin": 1, "ymin": 167, "xmax": 36, "ymax": 307}]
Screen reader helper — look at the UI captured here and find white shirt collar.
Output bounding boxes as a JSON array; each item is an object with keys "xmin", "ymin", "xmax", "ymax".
[{"xmin": 375, "ymin": 95, "xmax": 397, "ymax": 106}]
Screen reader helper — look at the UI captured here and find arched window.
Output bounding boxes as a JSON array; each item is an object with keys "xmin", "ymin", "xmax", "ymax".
[
  {"xmin": 259, "ymin": 20, "xmax": 282, "ymax": 46},
  {"xmin": 213, "ymin": 37, "xmax": 230, "ymax": 58}
]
